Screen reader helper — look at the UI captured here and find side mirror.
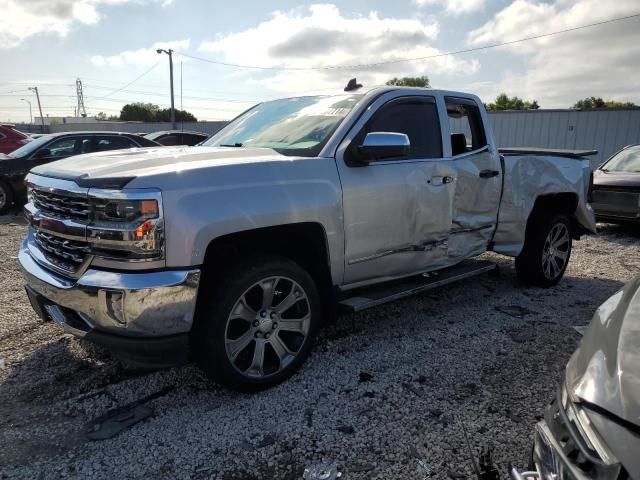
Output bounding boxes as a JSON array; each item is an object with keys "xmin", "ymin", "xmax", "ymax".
[
  {"xmin": 358, "ymin": 132, "xmax": 410, "ymax": 162},
  {"xmin": 33, "ymin": 148, "xmax": 51, "ymax": 159}
]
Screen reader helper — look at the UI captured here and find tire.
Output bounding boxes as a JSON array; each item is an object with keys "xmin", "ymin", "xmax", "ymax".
[
  {"xmin": 0, "ymin": 181, "xmax": 13, "ymax": 215},
  {"xmin": 192, "ymin": 254, "xmax": 321, "ymax": 391},
  {"xmin": 515, "ymin": 213, "xmax": 572, "ymax": 287}
]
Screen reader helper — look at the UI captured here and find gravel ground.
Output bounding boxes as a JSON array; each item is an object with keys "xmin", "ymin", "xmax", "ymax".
[{"xmin": 1, "ymin": 217, "xmax": 639, "ymax": 480}]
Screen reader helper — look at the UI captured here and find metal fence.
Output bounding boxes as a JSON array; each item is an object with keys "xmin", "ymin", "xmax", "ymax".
[
  {"xmin": 488, "ymin": 108, "xmax": 640, "ymax": 167},
  {"xmin": 15, "ymin": 108, "xmax": 640, "ymax": 168}
]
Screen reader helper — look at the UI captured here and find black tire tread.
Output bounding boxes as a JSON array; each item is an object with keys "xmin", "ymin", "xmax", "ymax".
[
  {"xmin": 515, "ymin": 212, "xmax": 572, "ymax": 287},
  {"xmin": 192, "ymin": 254, "xmax": 320, "ymax": 391}
]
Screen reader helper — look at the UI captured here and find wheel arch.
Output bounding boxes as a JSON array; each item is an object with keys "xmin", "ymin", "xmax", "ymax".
[
  {"xmin": 200, "ymin": 222, "xmax": 337, "ymax": 323},
  {"xmin": 527, "ymin": 192, "xmax": 581, "ymax": 238}
]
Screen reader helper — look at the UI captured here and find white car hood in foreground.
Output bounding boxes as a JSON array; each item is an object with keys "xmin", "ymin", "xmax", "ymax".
[
  {"xmin": 566, "ymin": 275, "xmax": 640, "ymax": 428},
  {"xmin": 30, "ymin": 146, "xmax": 289, "ymax": 183}
]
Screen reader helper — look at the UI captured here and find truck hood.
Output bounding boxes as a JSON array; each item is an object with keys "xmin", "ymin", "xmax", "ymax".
[
  {"xmin": 31, "ymin": 146, "xmax": 289, "ymax": 185},
  {"xmin": 566, "ymin": 276, "xmax": 640, "ymax": 428}
]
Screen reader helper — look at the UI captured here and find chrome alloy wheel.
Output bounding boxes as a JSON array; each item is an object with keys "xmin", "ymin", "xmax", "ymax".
[
  {"xmin": 541, "ymin": 223, "xmax": 570, "ymax": 281},
  {"xmin": 224, "ymin": 276, "xmax": 311, "ymax": 378}
]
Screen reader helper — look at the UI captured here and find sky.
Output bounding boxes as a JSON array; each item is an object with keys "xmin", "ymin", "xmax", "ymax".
[{"xmin": 0, "ymin": 0, "xmax": 639, "ymax": 122}]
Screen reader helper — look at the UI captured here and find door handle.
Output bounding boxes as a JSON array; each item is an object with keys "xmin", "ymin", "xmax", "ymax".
[
  {"xmin": 427, "ymin": 176, "xmax": 454, "ymax": 186},
  {"xmin": 479, "ymin": 169, "xmax": 500, "ymax": 178}
]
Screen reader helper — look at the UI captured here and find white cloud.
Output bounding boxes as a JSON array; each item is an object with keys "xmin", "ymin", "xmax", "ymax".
[
  {"xmin": 467, "ymin": 0, "xmax": 640, "ymax": 107},
  {"xmin": 198, "ymin": 4, "xmax": 479, "ymax": 94},
  {"xmin": 90, "ymin": 39, "xmax": 190, "ymax": 67},
  {"xmin": 413, "ymin": 0, "xmax": 486, "ymax": 15},
  {"xmin": 0, "ymin": 0, "xmax": 171, "ymax": 48}
]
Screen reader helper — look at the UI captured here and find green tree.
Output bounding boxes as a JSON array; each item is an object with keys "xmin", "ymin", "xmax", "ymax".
[
  {"xmin": 95, "ymin": 112, "xmax": 108, "ymax": 121},
  {"xmin": 486, "ymin": 93, "xmax": 539, "ymax": 111},
  {"xmin": 119, "ymin": 102, "xmax": 160, "ymax": 122},
  {"xmin": 119, "ymin": 103, "xmax": 198, "ymax": 122},
  {"xmin": 156, "ymin": 108, "xmax": 198, "ymax": 122},
  {"xmin": 386, "ymin": 76, "xmax": 430, "ymax": 88},
  {"xmin": 573, "ymin": 97, "xmax": 636, "ymax": 109}
]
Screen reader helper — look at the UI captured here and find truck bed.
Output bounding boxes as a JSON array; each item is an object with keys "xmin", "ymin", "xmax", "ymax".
[{"xmin": 499, "ymin": 147, "xmax": 598, "ymax": 159}]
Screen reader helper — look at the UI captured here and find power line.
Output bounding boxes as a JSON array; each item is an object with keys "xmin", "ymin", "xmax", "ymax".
[
  {"xmin": 175, "ymin": 12, "xmax": 640, "ymax": 71},
  {"xmin": 96, "ymin": 61, "xmax": 161, "ymax": 99}
]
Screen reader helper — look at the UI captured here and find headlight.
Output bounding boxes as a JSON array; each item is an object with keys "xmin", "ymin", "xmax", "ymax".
[
  {"xmin": 87, "ymin": 190, "xmax": 165, "ymax": 263},
  {"xmin": 92, "ymin": 198, "xmax": 159, "ymax": 224}
]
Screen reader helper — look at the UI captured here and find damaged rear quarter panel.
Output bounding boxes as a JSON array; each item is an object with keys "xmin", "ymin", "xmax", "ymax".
[{"xmin": 492, "ymin": 155, "xmax": 597, "ymax": 257}]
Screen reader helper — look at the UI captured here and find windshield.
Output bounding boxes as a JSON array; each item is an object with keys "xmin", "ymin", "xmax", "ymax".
[
  {"xmin": 602, "ymin": 145, "xmax": 640, "ymax": 172},
  {"xmin": 203, "ymin": 94, "xmax": 363, "ymax": 157},
  {"xmin": 8, "ymin": 135, "xmax": 52, "ymax": 158}
]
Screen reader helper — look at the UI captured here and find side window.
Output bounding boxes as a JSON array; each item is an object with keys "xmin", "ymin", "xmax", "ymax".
[
  {"xmin": 94, "ymin": 136, "xmax": 137, "ymax": 151},
  {"xmin": 363, "ymin": 98, "xmax": 442, "ymax": 159},
  {"xmin": 445, "ymin": 97, "xmax": 487, "ymax": 156},
  {"xmin": 46, "ymin": 137, "xmax": 79, "ymax": 157},
  {"xmin": 158, "ymin": 135, "xmax": 179, "ymax": 146}
]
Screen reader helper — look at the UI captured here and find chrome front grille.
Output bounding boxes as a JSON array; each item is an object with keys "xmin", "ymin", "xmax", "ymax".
[
  {"xmin": 33, "ymin": 231, "xmax": 91, "ymax": 274},
  {"xmin": 31, "ymin": 188, "xmax": 90, "ymax": 221}
]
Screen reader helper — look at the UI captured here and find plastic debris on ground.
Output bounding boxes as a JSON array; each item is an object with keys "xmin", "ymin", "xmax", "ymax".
[{"xmin": 303, "ymin": 461, "xmax": 342, "ymax": 480}]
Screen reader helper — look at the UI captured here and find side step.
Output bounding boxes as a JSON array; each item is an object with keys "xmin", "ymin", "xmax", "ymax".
[{"xmin": 338, "ymin": 259, "xmax": 497, "ymax": 312}]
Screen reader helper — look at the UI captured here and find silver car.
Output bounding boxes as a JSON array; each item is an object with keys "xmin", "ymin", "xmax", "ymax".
[{"xmin": 513, "ymin": 276, "xmax": 640, "ymax": 480}]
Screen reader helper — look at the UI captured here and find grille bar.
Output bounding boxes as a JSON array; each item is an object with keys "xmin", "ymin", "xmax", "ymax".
[
  {"xmin": 34, "ymin": 231, "xmax": 91, "ymax": 273},
  {"xmin": 31, "ymin": 188, "xmax": 90, "ymax": 221}
]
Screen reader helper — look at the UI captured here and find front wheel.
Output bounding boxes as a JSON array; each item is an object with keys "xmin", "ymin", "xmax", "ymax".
[
  {"xmin": 193, "ymin": 255, "xmax": 321, "ymax": 391},
  {"xmin": 0, "ymin": 181, "xmax": 13, "ymax": 215},
  {"xmin": 515, "ymin": 213, "xmax": 572, "ymax": 287}
]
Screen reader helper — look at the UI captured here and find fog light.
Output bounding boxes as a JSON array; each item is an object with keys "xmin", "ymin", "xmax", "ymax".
[{"xmin": 105, "ymin": 291, "xmax": 125, "ymax": 324}]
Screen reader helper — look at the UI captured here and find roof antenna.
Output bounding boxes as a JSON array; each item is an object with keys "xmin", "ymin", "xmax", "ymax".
[{"xmin": 344, "ymin": 78, "xmax": 362, "ymax": 92}]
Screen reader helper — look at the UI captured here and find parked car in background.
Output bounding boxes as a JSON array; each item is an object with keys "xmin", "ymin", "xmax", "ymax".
[
  {"xmin": 19, "ymin": 87, "xmax": 597, "ymax": 390},
  {"xmin": 592, "ymin": 144, "xmax": 640, "ymax": 224},
  {"xmin": 144, "ymin": 130, "xmax": 209, "ymax": 146},
  {"xmin": 0, "ymin": 124, "xmax": 30, "ymax": 154},
  {"xmin": 512, "ymin": 276, "xmax": 640, "ymax": 480},
  {"xmin": 0, "ymin": 131, "xmax": 160, "ymax": 213}
]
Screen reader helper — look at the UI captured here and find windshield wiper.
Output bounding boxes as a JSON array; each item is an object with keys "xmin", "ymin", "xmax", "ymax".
[{"xmin": 220, "ymin": 143, "xmax": 243, "ymax": 147}]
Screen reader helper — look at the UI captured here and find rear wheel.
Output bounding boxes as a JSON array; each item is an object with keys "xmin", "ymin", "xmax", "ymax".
[
  {"xmin": 516, "ymin": 213, "xmax": 572, "ymax": 287},
  {"xmin": 0, "ymin": 181, "xmax": 13, "ymax": 214},
  {"xmin": 193, "ymin": 255, "xmax": 321, "ymax": 391}
]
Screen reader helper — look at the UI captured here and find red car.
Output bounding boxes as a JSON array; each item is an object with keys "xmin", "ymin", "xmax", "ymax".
[{"xmin": 0, "ymin": 124, "xmax": 30, "ymax": 154}]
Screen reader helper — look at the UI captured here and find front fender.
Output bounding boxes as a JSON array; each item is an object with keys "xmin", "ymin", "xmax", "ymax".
[{"xmin": 157, "ymin": 157, "xmax": 345, "ymax": 284}]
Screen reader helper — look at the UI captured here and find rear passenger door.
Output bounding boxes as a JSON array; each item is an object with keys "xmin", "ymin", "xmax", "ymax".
[
  {"xmin": 444, "ymin": 97, "xmax": 502, "ymax": 260},
  {"xmin": 336, "ymin": 94, "xmax": 456, "ymax": 286}
]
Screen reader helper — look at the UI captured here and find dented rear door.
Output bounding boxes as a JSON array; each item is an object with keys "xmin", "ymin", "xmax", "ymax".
[{"xmin": 443, "ymin": 97, "xmax": 502, "ymax": 260}]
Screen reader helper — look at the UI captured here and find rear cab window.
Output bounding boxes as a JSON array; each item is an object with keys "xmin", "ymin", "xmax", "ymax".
[{"xmin": 445, "ymin": 97, "xmax": 487, "ymax": 156}]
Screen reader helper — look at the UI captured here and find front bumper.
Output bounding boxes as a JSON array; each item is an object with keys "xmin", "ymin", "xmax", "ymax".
[{"xmin": 19, "ymin": 239, "xmax": 201, "ymax": 367}]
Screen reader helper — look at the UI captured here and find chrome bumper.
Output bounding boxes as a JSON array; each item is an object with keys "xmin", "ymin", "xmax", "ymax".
[{"xmin": 19, "ymin": 238, "xmax": 201, "ymax": 338}]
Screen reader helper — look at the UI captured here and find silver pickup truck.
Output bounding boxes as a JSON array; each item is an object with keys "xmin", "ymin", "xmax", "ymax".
[{"xmin": 19, "ymin": 87, "xmax": 597, "ymax": 390}]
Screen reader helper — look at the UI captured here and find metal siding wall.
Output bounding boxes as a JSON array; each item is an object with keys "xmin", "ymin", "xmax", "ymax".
[{"xmin": 488, "ymin": 109, "xmax": 640, "ymax": 168}]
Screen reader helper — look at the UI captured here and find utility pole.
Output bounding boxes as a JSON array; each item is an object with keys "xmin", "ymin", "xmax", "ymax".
[
  {"xmin": 156, "ymin": 48, "xmax": 176, "ymax": 129},
  {"xmin": 20, "ymin": 98, "xmax": 32, "ymax": 124},
  {"xmin": 28, "ymin": 86, "xmax": 45, "ymax": 132}
]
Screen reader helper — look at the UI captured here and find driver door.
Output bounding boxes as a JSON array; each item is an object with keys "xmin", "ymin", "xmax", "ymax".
[
  {"xmin": 28, "ymin": 136, "xmax": 90, "ymax": 171},
  {"xmin": 335, "ymin": 94, "xmax": 456, "ymax": 286}
]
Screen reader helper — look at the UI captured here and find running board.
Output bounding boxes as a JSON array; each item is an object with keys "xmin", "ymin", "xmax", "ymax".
[{"xmin": 338, "ymin": 259, "xmax": 497, "ymax": 312}]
